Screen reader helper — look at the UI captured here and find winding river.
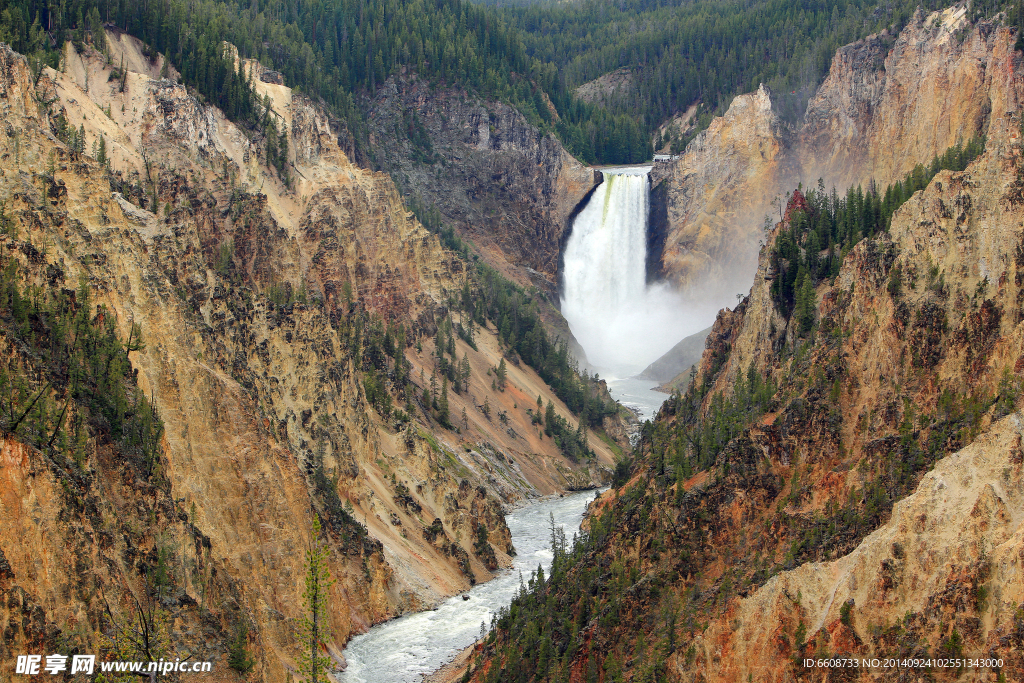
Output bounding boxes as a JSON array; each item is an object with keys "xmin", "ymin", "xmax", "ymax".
[{"xmin": 339, "ymin": 489, "xmax": 601, "ymax": 683}]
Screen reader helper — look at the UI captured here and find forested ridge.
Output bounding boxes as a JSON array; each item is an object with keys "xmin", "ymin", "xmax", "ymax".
[
  {"xmin": 0, "ymin": 0, "xmax": 651, "ymax": 162},
  {"xmin": 2, "ymin": 0, "xmax": 1020, "ymax": 164},
  {"xmin": 502, "ymin": 0, "xmax": 1019, "ymax": 145}
]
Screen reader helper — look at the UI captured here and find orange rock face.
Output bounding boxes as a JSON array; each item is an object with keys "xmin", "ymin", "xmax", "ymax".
[{"xmin": 653, "ymin": 9, "xmax": 1018, "ymax": 311}]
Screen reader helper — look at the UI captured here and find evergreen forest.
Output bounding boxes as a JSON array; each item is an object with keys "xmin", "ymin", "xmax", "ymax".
[
  {"xmin": 770, "ymin": 134, "xmax": 986, "ymax": 326},
  {"xmin": 1, "ymin": 0, "xmax": 1020, "ymax": 164},
  {"xmin": 497, "ymin": 0, "xmax": 1015, "ymax": 144}
]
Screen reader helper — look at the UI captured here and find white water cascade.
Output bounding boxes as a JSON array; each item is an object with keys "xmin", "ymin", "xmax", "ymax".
[
  {"xmin": 339, "ymin": 490, "xmax": 599, "ymax": 682},
  {"xmin": 561, "ymin": 167, "xmax": 702, "ymax": 378}
]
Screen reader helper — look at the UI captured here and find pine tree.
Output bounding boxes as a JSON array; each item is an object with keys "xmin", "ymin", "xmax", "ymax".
[
  {"xmin": 298, "ymin": 517, "xmax": 334, "ymax": 683},
  {"xmin": 796, "ymin": 274, "xmax": 815, "ymax": 334},
  {"xmin": 228, "ymin": 620, "xmax": 255, "ymax": 674},
  {"xmin": 87, "ymin": 6, "xmax": 105, "ymax": 56},
  {"xmin": 495, "ymin": 358, "xmax": 507, "ymax": 390},
  {"xmin": 435, "ymin": 325, "xmax": 445, "ymax": 361},
  {"xmin": 97, "ymin": 135, "xmax": 107, "ymax": 167},
  {"xmin": 439, "ymin": 376, "xmax": 450, "ymax": 426},
  {"xmin": 266, "ymin": 117, "xmax": 279, "ymax": 169},
  {"xmin": 118, "ymin": 55, "xmax": 127, "ymax": 92},
  {"xmin": 277, "ymin": 124, "xmax": 289, "ymax": 173}
]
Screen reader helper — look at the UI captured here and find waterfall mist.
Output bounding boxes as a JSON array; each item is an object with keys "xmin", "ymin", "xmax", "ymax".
[{"xmin": 560, "ymin": 167, "xmax": 714, "ymax": 378}]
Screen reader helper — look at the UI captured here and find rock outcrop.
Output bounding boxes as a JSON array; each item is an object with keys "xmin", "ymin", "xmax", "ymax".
[
  {"xmin": 574, "ymin": 68, "xmax": 634, "ymax": 107},
  {"xmin": 652, "ymin": 83, "xmax": 792, "ymax": 302},
  {"xmin": 799, "ymin": 5, "xmax": 1000, "ymax": 189},
  {"xmin": 365, "ymin": 74, "xmax": 599, "ymax": 292},
  {"xmin": 652, "ymin": 8, "xmax": 1017, "ymax": 309}
]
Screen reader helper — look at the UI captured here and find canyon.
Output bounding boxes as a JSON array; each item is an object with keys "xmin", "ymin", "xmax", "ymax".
[
  {"xmin": 465, "ymin": 7, "xmax": 1024, "ymax": 682},
  {"xmin": 650, "ymin": 6, "xmax": 1011, "ymax": 310},
  {"xmin": 0, "ymin": 32, "xmax": 622, "ymax": 681},
  {"xmin": 1, "ymin": 3, "xmax": 1023, "ymax": 682}
]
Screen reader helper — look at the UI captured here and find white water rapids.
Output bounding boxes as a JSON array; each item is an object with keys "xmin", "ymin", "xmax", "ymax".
[
  {"xmin": 338, "ymin": 490, "xmax": 599, "ymax": 683},
  {"xmin": 338, "ymin": 167, "xmax": 713, "ymax": 683},
  {"xmin": 560, "ymin": 167, "xmax": 705, "ymax": 379}
]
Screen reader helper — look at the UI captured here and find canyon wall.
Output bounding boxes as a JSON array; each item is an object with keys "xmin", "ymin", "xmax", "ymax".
[
  {"xmin": 652, "ymin": 7, "xmax": 1017, "ymax": 304},
  {"xmin": 0, "ymin": 35, "xmax": 616, "ymax": 681},
  {"xmin": 365, "ymin": 74, "xmax": 599, "ymax": 294},
  {"xmin": 667, "ymin": 60, "xmax": 1024, "ymax": 677}
]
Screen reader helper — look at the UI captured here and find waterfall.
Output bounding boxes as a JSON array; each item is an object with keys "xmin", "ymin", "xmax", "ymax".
[{"xmin": 561, "ymin": 167, "xmax": 700, "ymax": 378}]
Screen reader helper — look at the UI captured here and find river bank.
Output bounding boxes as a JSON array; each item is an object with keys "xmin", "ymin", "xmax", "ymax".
[
  {"xmin": 339, "ymin": 489, "xmax": 601, "ymax": 683},
  {"xmin": 605, "ymin": 376, "xmax": 666, "ymax": 423}
]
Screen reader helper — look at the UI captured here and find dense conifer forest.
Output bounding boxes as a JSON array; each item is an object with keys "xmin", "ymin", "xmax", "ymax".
[
  {"xmin": 1, "ymin": 0, "xmax": 1019, "ymax": 163},
  {"xmin": 493, "ymin": 0, "xmax": 1014, "ymax": 141}
]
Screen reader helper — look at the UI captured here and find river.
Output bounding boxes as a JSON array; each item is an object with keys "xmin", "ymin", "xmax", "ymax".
[
  {"xmin": 338, "ymin": 489, "xmax": 601, "ymax": 683},
  {"xmin": 604, "ymin": 376, "xmax": 666, "ymax": 423}
]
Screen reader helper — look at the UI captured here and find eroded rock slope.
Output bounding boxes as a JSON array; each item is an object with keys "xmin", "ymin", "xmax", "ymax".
[
  {"xmin": 0, "ymin": 35, "xmax": 617, "ymax": 681},
  {"xmin": 365, "ymin": 74, "xmax": 599, "ymax": 293},
  {"xmin": 653, "ymin": 8, "xmax": 1018, "ymax": 307}
]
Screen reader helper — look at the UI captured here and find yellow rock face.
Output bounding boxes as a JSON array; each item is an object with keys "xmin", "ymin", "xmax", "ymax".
[
  {"xmin": 671, "ymin": 27, "xmax": 1024, "ymax": 674},
  {"xmin": 654, "ymin": 11, "xmax": 1019, "ymax": 308},
  {"xmin": 0, "ymin": 36, "xmax": 617, "ymax": 680},
  {"xmin": 690, "ymin": 414, "xmax": 1024, "ymax": 682}
]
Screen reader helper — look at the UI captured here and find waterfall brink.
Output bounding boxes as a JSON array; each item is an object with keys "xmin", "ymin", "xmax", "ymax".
[{"xmin": 561, "ymin": 167, "xmax": 700, "ymax": 378}]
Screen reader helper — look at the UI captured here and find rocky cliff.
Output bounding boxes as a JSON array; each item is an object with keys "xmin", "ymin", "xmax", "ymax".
[
  {"xmin": 364, "ymin": 74, "xmax": 599, "ymax": 293},
  {"xmin": 652, "ymin": 84, "xmax": 793, "ymax": 301},
  {"xmin": 0, "ymin": 34, "xmax": 618, "ymax": 681},
  {"xmin": 638, "ymin": 325, "xmax": 712, "ymax": 387},
  {"xmin": 652, "ymin": 8, "xmax": 1016, "ymax": 309},
  {"xmin": 465, "ymin": 8, "xmax": 1024, "ymax": 680}
]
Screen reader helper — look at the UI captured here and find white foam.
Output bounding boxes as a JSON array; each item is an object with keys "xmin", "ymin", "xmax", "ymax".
[
  {"xmin": 561, "ymin": 168, "xmax": 707, "ymax": 376},
  {"xmin": 339, "ymin": 491, "xmax": 599, "ymax": 683}
]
